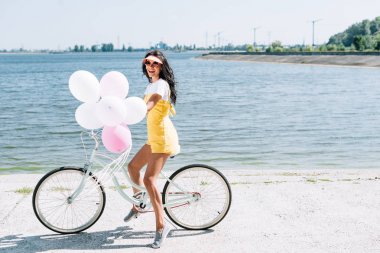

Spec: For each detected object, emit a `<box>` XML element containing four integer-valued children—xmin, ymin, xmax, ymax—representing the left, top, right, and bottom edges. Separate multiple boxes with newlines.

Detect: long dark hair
<box><xmin>142</xmin><ymin>50</ymin><xmax>177</xmax><ymax>104</ymax></box>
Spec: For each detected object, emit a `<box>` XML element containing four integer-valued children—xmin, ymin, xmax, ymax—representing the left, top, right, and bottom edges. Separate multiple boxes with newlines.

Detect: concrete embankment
<box><xmin>199</xmin><ymin>52</ymin><xmax>380</xmax><ymax>68</ymax></box>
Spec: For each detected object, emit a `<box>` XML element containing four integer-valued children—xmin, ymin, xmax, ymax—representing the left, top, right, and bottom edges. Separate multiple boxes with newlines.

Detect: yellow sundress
<box><xmin>144</xmin><ymin>92</ymin><xmax>180</xmax><ymax>155</ymax></box>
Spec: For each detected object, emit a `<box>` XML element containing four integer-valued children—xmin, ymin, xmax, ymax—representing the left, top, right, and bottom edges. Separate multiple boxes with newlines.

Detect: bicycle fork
<box><xmin>68</xmin><ymin>146</ymin><xmax>98</xmax><ymax>203</ymax></box>
<box><xmin>67</xmin><ymin>163</ymin><xmax>93</xmax><ymax>204</ymax></box>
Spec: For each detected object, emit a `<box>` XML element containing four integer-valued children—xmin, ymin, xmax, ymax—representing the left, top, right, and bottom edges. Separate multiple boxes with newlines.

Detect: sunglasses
<box><xmin>144</xmin><ymin>60</ymin><xmax>161</xmax><ymax>67</ymax></box>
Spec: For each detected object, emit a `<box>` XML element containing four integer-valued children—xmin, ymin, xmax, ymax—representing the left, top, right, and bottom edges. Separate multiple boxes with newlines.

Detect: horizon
<box><xmin>1</xmin><ymin>0</ymin><xmax>380</xmax><ymax>51</ymax></box>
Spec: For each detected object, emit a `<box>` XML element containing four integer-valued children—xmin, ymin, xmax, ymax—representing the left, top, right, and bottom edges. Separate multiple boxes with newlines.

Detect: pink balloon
<box><xmin>102</xmin><ymin>124</ymin><xmax>132</xmax><ymax>153</ymax></box>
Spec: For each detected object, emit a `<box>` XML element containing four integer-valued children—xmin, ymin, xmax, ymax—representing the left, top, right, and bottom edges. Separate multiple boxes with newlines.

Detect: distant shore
<box><xmin>199</xmin><ymin>52</ymin><xmax>380</xmax><ymax>68</ymax></box>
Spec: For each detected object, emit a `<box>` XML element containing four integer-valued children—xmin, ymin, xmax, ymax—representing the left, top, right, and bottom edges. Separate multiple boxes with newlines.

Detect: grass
<box><xmin>264</xmin><ymin>180</ymin><xmax>287</xmax><ymax>184</ymax></box>
<box><xmin>365</xmin><ymin>177</ymin><xmax>380</xmax><ymax>181</ymax></box>
<box><xmin>318</xmin><ymin>178</ymin><xmax>333</xmax><ymax>182</ymax></box>
<box><xmin>0</xmin><ymin>166</ymin><xmax>41</xmax><ymax>172</ymax></box>
<box><xmin>237</xmin><ymin>173</ymin><xmax>262</xmax><ymax>177</ymax></box>
<box><xmin>200</xmin><ymin>181</ymin><xmax>209</xmax><ymax>186</ymax></box>
<box><xmin>109</xmin><ymin>184</ymin><xmax>129</xmax><ymax>191</ymax></box>
<box><xmin>230</xmin><ymin>181</ymin><xmax>253</xmax><ymax>185</ymax></box>
<box><xmin>50</xmin><ymin>186</ymin><xmax>71</xmax><ymax>192</ymax></box>
<box><xmin>340</xmin><ymin>178</ymin><xmax>353</xmax><ymax>182</ymax></box>
<box><xmin>14</xmin><ymin>187</ymin><xmax>33</xmax><ymax>195</ymax></box>
<box><xmin>305</xmin><ymin>178</ymin><xmax>317</xmax><ymax>183</ymax></box>
<box><xmin>277</xmin><ymin>172</ymin><xmax>301</xmax><ymax>176</ymax></box>
<box><xmin>231</xmin><ymin>180</ymin><xmax>288</xmax><ymax>185</ymax></box>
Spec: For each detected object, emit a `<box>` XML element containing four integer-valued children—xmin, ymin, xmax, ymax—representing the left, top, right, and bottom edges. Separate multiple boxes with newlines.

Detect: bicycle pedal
<box><xmin>133</xmin><ymin>192</ymin><xmax>144</xmax><ymax>199</ymax></box>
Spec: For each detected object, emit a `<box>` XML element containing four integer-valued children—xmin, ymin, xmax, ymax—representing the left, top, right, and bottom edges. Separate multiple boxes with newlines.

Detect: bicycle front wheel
<box><xmin>163</xmin><ymin>164</ymin><xmax>232</xmax><ymax>230</ymax></box>
<box><xmin>32</xmin><ymin>167</ymin><xmax>106</xmax><ymax>234</ymax></box>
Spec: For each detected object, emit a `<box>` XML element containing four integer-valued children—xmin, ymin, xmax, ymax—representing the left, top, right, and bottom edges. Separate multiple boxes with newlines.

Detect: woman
<box><xmin>125</xmin><ymin>50</ymin><xmax>180</xmax><ymax>249</ymax></box>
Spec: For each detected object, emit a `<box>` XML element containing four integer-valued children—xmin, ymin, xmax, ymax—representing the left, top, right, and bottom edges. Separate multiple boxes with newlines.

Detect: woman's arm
<box><xmin>146</xmin><ymin>93</ymin><xmax>162</xmax><ymax>112</ymax></box>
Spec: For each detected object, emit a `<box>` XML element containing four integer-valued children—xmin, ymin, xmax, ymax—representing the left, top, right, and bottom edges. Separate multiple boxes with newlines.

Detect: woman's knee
<box><xmin>128</xmin><ymin>162</ymin><xmax>139</xmax><ymax>174</ymax></box>
<box><xmin>143</xmin><ymin>176</ymin><xmax>155</xmax><ymax>188</ymax></box>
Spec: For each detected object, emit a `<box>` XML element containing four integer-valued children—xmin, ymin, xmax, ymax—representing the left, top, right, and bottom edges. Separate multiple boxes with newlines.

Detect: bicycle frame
<box><xmin>68</xmin><ymin>130</ymin><xmax>196</xmax><ymax>210</ymax></box>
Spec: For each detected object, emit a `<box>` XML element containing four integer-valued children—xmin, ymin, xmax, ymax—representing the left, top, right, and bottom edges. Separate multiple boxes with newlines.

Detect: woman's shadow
<box><xmin>0</xmin><ymin>226</ymin><xmax>213</xmax><ymax>253</ymax></box>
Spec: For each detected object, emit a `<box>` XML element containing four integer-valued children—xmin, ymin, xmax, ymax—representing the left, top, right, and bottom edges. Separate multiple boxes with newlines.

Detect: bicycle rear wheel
<box><xmin>32</xmin><ymin>167</ymin><xmax>106</xmax><ymax>234</ymax></box>
<box><xmin>163</xmin><ymin>164</ymin><xmax>232</xmax><ymax>230</ymax></box>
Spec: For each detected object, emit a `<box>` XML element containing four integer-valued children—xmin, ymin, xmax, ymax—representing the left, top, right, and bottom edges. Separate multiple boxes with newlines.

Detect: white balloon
<box><xmin>69</xmin><ymin>70</ymin><xmax>100</xmax><ymax>102</ymax></box>
<box><xmin>123</xmin><ymin>97</ymin><xmax>147</xmax><ymax>125</ymax></box>
<box><xmin>100</xmin><ymin>71</ymin><xmax>129</xmax><ymax>98</ymax></box>
<box><xmin>96</xmin><ymin>96</ymin><xmax>127</xmax><ymax>126</ymax></box>
<box><xmin>75</xmin><ymin>102</ymin><xmax>103</xmax><ymax>129</ymax></box>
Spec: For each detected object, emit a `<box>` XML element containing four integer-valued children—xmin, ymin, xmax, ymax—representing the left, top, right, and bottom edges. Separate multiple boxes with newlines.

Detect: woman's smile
<box><xmin>147</xmin><ymin>66</ymin><xmax>161</xmax><ymax>79</ymax></box>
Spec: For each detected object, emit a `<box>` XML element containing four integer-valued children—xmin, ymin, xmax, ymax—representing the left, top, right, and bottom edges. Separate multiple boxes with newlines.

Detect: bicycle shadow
<box><xmin>0</xmin><ymin>226</ymin><xmax>214</xmax><ymax>253</ymax></box>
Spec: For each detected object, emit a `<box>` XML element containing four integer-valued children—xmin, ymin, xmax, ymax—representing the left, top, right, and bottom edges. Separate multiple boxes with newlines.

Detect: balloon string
<box><xmin>93</xmin><ymin>146</ymin><xmax>131</xmax><ymax>184</ymax></box>
<box><xmin>78</xmin><ymin>130</ymin><xmax>132</xmax><ymax>185</ymax></box>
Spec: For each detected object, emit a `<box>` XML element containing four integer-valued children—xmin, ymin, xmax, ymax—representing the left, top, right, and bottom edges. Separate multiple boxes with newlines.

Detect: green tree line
<box><xmin>327</xmin><ymin>16</ymin><xmax>380</xmax><ymax>51</ymax></box>
<box><xmin>244</xmin><ymin>16</ymin><xmax>380</xmax><ymax>53</ymax></box>
<box><xmin>71</xmin><ymin>43</ymin><xmax>115</xmax><ymax>52</ymax></box>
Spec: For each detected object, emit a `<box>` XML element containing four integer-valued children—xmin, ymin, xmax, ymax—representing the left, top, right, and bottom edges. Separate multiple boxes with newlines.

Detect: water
<box><xmin>1</xmin><ymin>52</ymin><xmax>380</xmax><ymax>173</ymax></box>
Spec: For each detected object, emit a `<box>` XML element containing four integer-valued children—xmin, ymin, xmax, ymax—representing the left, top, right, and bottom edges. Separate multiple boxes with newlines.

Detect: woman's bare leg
<box><xmin>128</xmin><ymin>144</ymin><xmax>151</xmax><ymax>210</ymax></box>
<box><xmin>143</xmin><ymin>153</ymin><xmax>170</xmax><ymax>230</ymax></box>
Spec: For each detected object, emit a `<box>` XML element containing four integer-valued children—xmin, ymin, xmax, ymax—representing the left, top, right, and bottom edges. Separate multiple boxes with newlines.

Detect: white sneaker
<box><xmin>151</xmin><ymin>225</ymin><xmax>171</xmax><ymax>249</ymax></box>
<box><xmin>124</xmin><ymin>192</ymin><xmax>143</xmax><ymax>222</ymax></box>
<box><xmin>123</xmin><ymin>209</ymin><xmax>140</xmax><ymax>222</ymax></box>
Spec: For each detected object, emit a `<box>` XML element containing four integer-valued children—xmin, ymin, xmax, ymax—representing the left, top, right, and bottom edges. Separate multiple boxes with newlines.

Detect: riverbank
<box><xmin>199</xmin><ymin>53</ymin><xmax>380</xmax><ymax>68</ymax></box>
<box><xmin>1</xmin><ymin>169</ymin><xmax>379</xmax><ymax>252</ymax></box>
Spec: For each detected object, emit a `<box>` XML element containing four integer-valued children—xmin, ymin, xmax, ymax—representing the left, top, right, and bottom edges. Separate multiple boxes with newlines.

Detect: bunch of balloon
<box><xmin>69</xmin><ymin>70</ymin><xmax>147</xmax><ymax>153</ymax></box>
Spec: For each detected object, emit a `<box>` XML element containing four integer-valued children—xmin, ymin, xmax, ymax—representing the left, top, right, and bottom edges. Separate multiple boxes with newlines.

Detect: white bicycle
<box><xmin>32</xmin><ymin>131</ymin><xmax>232</xmax><ymax>234</ymax></box>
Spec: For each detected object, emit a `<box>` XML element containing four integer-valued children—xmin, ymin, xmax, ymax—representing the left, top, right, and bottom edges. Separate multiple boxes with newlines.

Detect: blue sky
<box><xmin>1</xmin><ymin>0</ymin><xmax>380</xmax><ymax>50</ymax></box>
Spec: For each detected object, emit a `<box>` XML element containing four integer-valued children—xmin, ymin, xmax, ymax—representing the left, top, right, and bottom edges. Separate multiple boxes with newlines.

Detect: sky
<box><xmin>1</xmin><ymin>0</ymin><xmax>380</xmax><ymax>50</ymax></box>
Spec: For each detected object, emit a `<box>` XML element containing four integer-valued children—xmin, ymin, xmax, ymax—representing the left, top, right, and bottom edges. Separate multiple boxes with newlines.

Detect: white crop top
<box><xmin>144</xmin><ymin>79</ymin><xmax>170</xmax><ymax>101</ymax></box>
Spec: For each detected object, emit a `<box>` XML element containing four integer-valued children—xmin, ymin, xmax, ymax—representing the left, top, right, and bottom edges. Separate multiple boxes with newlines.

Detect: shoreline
<box><xmin>198</xmin><ymin>53</ymin><xmax>380</xmax><ymax>68</ymax></box>
<box><xmin>2</xmin><ymin>166</ymin><xmax>380</xmax><ymax>175</ymax></box>
<box><xmin>1</xmin><ymin>169</ymin><xmax>380</xmax><ymax>252</ymax></box>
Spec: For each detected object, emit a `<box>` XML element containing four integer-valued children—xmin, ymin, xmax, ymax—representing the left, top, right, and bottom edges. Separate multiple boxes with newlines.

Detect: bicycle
<box><xmin>32</xmin><ymin>130</ymin><xmax>232</xmax><ymax>234</ymax></box>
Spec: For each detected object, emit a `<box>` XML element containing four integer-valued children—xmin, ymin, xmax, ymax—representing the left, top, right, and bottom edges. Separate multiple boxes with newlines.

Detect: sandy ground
<box><xmin>199</xmin><ymin>54</ymin><xmax>380</xmax><ymax>68</ymax></box>
<box><xmin>1</xmin><ymin>169</ymin><xmax>380</xmax><ymax>253</ymax></box>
